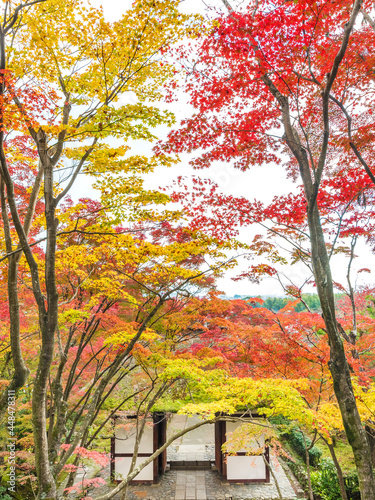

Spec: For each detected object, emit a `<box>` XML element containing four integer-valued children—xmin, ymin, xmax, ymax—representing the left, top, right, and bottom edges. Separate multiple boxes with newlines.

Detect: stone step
<box><xmin>169</xmin><ymin>460</ymin><xmax>212</xmax><ymax>470</ymax></box>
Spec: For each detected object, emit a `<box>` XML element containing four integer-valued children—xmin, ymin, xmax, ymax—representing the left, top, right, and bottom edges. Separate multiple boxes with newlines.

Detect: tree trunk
<box><xmin>261</xmin><ymin>452</ymin><xmax>283</xmax><ymax>500</ymax></box>
<box><xmin>32</xmin><ymin>137</ymin><xmax>59</xmax><ymax>500</ymax></box>
<box><xmin>302</xmin><ymin>433</ymin><xmax>314</xmax><ymax>500</ymax></box>
<box><xmin>269</xmin><ymin>38</ymin><xmax>375</xmax><ymax>493</ymax></box>
<box><xmin>307</xmin><ymin>203</ymin><xmax>375</xmax><ymax>499</ymax></box>
<box><xmin>0</xmin><ymin>155</ymin><xmax>43</xmax><ymax>415</ymax></box>
<box><xmin>365</xmin><ymin>424</ymin><xmax>375</xmax><ymax>467</ymax></box>
<box><xmin>326</xmin><ymin>440</ymin><xmax>348</xmax><ymax>500</ymax></box>
<box><xmin>4</xmin><ymin>255</ymin><xmax>30</xmax><ymax>391</ymax></box>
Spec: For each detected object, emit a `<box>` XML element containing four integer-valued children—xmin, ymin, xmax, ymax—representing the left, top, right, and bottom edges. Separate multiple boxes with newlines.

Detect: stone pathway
<box><xmin>91</xmin><ymin>459</ymin><xmax>300</xmax><ymax>500</ymax></box>
<box><xmin>175</xmin><ymin>470</ymin><xmax>207</xmax><ymax>500</ymax></box>
<box><xmin>171</xmin><ymin>458</ymin><xmax>298</xmax><ymax>500</ymax></box>
<box><xmin>86</xmin><ymin>462</ymin><xmax>300</xmax><ymax>500</ymax></box>
<box><xmin>205</xmin><ymin>459</ymin><xmax>299</xmax><ymax>500</ymax></box>
<box><xmin>168</xmin><ymin>444</ymin><xmax>215</xmax><ymax>462</ymax></box>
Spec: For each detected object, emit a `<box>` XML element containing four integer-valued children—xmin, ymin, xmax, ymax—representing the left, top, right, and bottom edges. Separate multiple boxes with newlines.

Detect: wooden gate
<box><xmin>215</xmin><ymin>416</ymin><xmax>270</xmax><ymax>483</ymax></box>
<box><xmin>110</xmin><ymin>412</ymin><xmax>167</xmax><ymax>484</ymax></box>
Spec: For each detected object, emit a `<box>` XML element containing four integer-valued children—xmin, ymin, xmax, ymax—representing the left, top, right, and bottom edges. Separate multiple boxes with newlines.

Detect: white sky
<box><xmin>80</xmin><ymin>0</ymin><xmax>375</xmax><ymax>297</ymax></box>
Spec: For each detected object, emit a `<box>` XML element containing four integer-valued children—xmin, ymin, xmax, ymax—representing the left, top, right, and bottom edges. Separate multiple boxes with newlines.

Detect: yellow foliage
<box><xmin>104</xmin><ymin>324</ymin><xmax>160</xmax><ymax>347</ymax></box>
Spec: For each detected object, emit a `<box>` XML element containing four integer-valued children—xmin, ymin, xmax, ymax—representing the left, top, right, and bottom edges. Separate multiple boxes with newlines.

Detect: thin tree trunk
<box><xmin>326</xmin><ymin>439</ymin><xmax>348</xmax><ymax>500</ymax></box>
<box><xmin>302</xmin><ymin>432</ymin><xmax>314</xmax><ymax>500</ymax></box>
<box><xmin>0</xmin><ymin>163</ymin><xmax>44</xmax><ymax>414</ymax></box>
<box><xmin>0</xmin><ymin>185</ymin><xmax>30</xmax><ymax>397</ymax></box>
<box><xmin>261</xmin><ymin>452</ymin><xmax>283</xmax><ymax>500</ymax></box>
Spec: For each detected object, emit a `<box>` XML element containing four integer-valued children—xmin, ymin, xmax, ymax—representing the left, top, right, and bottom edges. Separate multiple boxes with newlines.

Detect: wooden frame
<box><xmin>214</xmin><ymin>414</ymin><xmax>270</xmax><ymax>484</ymax></box>
<box><xmin>110</xmin><ymin>412</ymin><xmax>167</xmax><ymax>484</ymax></box>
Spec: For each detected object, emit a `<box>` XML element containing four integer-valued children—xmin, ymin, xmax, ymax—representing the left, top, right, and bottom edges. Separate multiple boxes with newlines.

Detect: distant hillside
<box><xmin>220</xmin><ymin>294</ymin><xmax>322</xmax><ymax>312</ymax></box>
<box><xmin>253</xmin><ymin>294</ymin><xmax>321</xmax><ymax>312</ymax></box>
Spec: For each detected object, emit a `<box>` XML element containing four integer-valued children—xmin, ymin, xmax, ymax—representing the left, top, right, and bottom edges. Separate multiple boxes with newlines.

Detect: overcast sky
<box><xmin>82</xmin><ymin>0</ymin><xmax>375</xmax><ymax>298</ymax></box>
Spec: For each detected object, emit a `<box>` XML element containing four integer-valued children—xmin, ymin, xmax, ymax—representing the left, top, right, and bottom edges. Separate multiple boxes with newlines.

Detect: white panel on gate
<box><xmin>225</xmin><ymin>420</ymin><xmax>267</xmax><ymax>481</ymax></box>
<box><xmin>225</xmin><ymin>421</ymin><xmax>265</xmax><ymax>453</ymax></box>
<box><xmin>226</xmin><ymin>455</ymin><xmax>266</xmax><ymax>480</ymax></box>
<box><xmin>115</xmin><ymin>420</ymin><xmax>154</xmax><ymax>453</ymax></box>
<box><xmin>114</xmin><ymin>456</ymin><xmax>154</xmax><ymax>481</ymax></box>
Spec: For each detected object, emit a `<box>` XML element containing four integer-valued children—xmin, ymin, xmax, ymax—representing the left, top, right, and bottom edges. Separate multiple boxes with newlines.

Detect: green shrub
<box><xmin>269</xmin><ymin>416</ymin><xmax>361</xmax><ymax>499</ymax></box>
<box><xmin>343</xmin><ymin>470</ymin><xmax>360</xmax><ymax>500</ymax></box>
<box><xmin>310</xmin><ymin>458</ymin><xmax>360</xmax><ymax>500</ymax></box>
<box><xmin>0</xmin><ymin>485</ymin><xmax>12</xmax><ymax>500</ymax></box>
<box><xmin>311</xmin><ymin>459</ymin><xmax>342</xmax><ymax>500</ymax></box>
<box><xmin>269</xmin><ymin>415</ymin><xmax>288</xmax><ymax>426</ymax></box>
<box><xmin>283</xmin><ymin>427</ymin><xmax>322</xmax><ymax>467</ymax></box>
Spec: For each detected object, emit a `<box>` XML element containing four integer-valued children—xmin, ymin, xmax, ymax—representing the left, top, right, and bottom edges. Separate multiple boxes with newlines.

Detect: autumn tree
<box><xmin>0</xmin><ymin>0</ymin><xmax>223</xmax><ymax>498</ymax></box>
<box><xmin>161</xmin><ymin>0</ymin><xmax>375</xmax><ymax>497</ymax></box>
<box><xmin>0</xmin><ymin>196</ymin><xmax>236</xmax><ymax>496</ymax></box>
